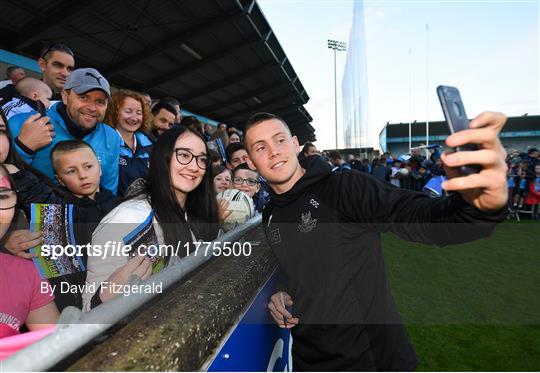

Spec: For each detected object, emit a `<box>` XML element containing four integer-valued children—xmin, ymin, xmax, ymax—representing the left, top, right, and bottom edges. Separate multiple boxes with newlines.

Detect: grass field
<box><xmin>382</xmin><ymin>220</ymin><xmax>540</xmax><ymax>371</ymax></box>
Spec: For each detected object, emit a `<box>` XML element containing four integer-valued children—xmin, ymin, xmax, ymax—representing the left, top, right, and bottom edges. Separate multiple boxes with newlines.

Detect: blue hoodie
<box><xmin>8</xmin><ymin>102</ymin><xmax>122</xmax><ymax>194</ymax></box>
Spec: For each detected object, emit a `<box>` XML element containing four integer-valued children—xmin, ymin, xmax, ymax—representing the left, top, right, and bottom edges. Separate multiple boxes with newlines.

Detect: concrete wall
<box><xmin>61</xmin><ymin>227</ymin><xmax>277</xmax><ymax>372</ymax></box>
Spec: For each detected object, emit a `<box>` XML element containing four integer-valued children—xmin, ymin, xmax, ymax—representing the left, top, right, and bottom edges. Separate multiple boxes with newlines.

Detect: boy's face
<box><xmin>229</xmin><ymin>149</ymin><xmax>250</xmax><ymax>169</ymax></box>
<box><xmin>535</xmin><ymin>165</ymin><xmax>540</xmax><ymax>175</ymax></box>
<box><xmin>54</xmin><ymin>147</ymin><xmax>101</xmax><ymax>199</ymax></box>
<box><xmin>232</xmin><ymin>169</ymin><xmax>260</xmax><ymax>198</ymax></box>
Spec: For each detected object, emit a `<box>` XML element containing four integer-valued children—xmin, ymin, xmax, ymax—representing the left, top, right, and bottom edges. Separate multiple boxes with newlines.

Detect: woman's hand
<box><xmin>99</xmin><ymin>255</ymin><xmax>153</xmax><ymax>303</ymax></box>
<box><xmin>3</xmin><ymin>229</ymin><xmax>41</xmax><ymax>259</ymax></box>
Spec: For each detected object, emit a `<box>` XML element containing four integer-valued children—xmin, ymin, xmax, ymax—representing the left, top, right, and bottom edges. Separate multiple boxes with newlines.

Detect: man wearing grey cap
<box><xmin>7</xmin><ymin>68</ymin><xmax>122</xmax><ymax>194</ymax></box>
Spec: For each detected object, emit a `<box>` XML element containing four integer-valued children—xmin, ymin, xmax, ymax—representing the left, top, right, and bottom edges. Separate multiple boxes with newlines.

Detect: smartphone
<box><xmin>36</xmin><ymin>99</ymin><xmax>47</xmax><ymax>117</ymax></box>
<box><xmin>436</xmin><ymin>85</ymin><xmax>481</xmax><ymax>175</ymax></box>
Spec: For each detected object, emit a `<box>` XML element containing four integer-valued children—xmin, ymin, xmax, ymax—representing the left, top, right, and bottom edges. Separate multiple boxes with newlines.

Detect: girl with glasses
<box><xmin>83</xmin><ymin>126</ymin><xmax>220</xmax><ymax>310</ymax></box>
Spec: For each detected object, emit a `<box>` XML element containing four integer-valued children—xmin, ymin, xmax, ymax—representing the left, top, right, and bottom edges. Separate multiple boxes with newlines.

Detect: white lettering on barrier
<box><xmin>267</xmin><ymin>336</ymin><xmax>292</xmax><ymax>372</ymax></box>
<box><xmin>267</xmin><ymin>338</ymin><xmax>284</xmax><ymax>372</ymax></box>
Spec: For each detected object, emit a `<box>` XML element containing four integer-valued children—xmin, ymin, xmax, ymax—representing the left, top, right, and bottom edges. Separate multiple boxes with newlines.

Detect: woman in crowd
<box><xmin>229</xmin><ymin>131</ymin><xmax>241</xmax><ymax>144</ymax></box>
<box><xmin>213</xmin><ymin>165</ymin><xmax>232</xmax><ymax>194</ymax></box>
<box><xmin>0</xmin><ymin>164</ymin><xmax>59</xmax><ymax>337</ymax></box>
<box><xmin>83</xmin><ymin>126</ymin><xmax>220</xmax><ymax>310</ymax></box>
<box><xmin>104</xmin><ymin>90</ymin><xmax>153</xmax><ymax>196</ymax></box>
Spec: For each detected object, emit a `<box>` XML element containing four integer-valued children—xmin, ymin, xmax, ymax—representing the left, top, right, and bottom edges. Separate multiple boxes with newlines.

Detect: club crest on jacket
<box><xmin>298</xmin><ymin>211</ymin><xmax>317</xmax><ymax>233</ymax></box>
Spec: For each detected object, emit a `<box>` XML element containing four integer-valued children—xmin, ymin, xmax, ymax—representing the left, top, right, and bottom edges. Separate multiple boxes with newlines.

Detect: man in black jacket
<box><xmin>243</xmin><ymin>112</ymin><xmax>508</xmax><ymax>371</ymax></box>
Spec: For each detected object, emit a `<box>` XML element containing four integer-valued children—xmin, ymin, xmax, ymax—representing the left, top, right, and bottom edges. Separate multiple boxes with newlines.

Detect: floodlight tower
<box><xmin>327</xmin><ymin>39</ymin><xmax>347</xmax><ymax>149</ymax></box>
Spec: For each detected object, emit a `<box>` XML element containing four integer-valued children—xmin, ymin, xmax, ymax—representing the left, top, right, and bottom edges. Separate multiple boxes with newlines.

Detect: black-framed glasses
<box><xmin>232</xmin><ymin>177</ymin><xmax>259</xmax><ymax>186</ymax></box>
<box><xmin>0</xmin><ymin>189</ymin><xmax>17</xmax><ymax>210</ymax></box>
<box><xmin>40</xmin><ymin>43</ymin><xmax>74</xmax><ymax>59</ymax></box>
<box><xmin>175</xmin><ymin>148</ymin><xmax>209</xmax><ymax>170</ymax></box>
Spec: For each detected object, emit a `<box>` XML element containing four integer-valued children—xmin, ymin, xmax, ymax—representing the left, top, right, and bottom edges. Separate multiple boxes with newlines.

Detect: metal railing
<box><xmin>2</xmin><ymin>215</ymin><xmax>262</xmax><ymax>372</ymax></box>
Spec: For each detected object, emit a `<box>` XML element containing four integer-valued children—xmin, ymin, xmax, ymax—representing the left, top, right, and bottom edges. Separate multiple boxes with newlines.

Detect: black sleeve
<box><xmin>12</xmin><ymin>170</ymin><xmax>61</xmax><ymax>209</ymax></box>
<box><xmin>272</xmin><ymin>266</ymin><xmax>290</xmax><ymax>294</ymax></box>
<box><xmin>336</xmin><ymin>171</ymin><xmax>506</xmax><ymax>246</ymax></box>
<box><xmin>0</xmin><ymin>84</ymin><xmax>15</xmax><ymax>103</ymax></box>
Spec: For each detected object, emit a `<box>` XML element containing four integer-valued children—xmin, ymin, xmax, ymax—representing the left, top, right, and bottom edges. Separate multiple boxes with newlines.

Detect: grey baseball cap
<box><xmin>64</xmin><ymin>68</ymin><xmax>111</xmax><ymax>98</ymax></box>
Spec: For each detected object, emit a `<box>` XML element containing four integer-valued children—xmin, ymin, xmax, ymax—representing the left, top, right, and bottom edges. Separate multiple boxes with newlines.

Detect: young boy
<box><xmin>13</xmin><ymin>140</ymin><xmax>119</xmax><ymax>214</ymax></box>
<box><xmin>7</xmin><ymin>140</ymin><xmax>120</xmax><ymax>310</ymax></box>
<box><xmin>232</xmin><ymin>163</ymin><xmax>266</xmax><ymax>214</ymax></box>
<box><xmin>226</xmin><ymin>143</ymin><xmax>250</xmax><ymax>170</ymax></box>
<box><xmin>51</xmin><ymin>141</ymin><xmax>101</xmax><ymax>199</ymax></box>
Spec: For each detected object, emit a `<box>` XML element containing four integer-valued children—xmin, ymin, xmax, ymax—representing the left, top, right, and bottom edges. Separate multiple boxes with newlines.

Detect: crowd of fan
<box><xmin>299</xmin><ymin>141</ymin><xmax>540</xmax><ymax>218</ymax></box>
<box><xmin>299</xmin><ymin>142</ymin><xmax>448</xmax><ymax>196</ymax></box>
<box><xmin>0</xmin><ymin>43</ymin><xmax>272</xmax><ymax>341</ymax></box>
<box><xmin>505</xmin><ymin>147</ymin><xmax>540</xmax><ymax>216</ymax></box>
<box><xmin>0</xmin><ymin>42</ymin><xmax>538</xmax><ymax>346</ymax></box>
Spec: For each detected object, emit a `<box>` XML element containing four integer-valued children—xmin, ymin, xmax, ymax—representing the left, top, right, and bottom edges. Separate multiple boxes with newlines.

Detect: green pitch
<box><xmin>383</xmin><ymin>220</ymin><xmax>540</xmax><ymax>371</ymax></box>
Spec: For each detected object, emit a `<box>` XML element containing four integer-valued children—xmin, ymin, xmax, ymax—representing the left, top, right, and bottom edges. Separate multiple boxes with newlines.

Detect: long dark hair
<box><xmin>141</xmin><ymin>126</ymin><xmax>219</xmax><ymax>248</ymax></box>
<box><xmin>1</xmin><ymin>110</ymin><xmax>27</xmax><ymax>170</ymax></box>
<box><xmin>0</xmin><ymin>163</ymin><xmax>17</xmax><ymax>239</ymax></box>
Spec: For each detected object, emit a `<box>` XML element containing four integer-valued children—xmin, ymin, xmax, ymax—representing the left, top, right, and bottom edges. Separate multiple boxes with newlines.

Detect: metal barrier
<box><xmin>2</xmin><ymin>215</ymin><xmax>262</xmax><ymax>372</ymax></box>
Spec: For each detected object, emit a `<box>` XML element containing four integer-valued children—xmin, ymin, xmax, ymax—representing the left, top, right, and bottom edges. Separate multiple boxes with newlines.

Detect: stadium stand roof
<box><xmin>1</xmin><ymin>0</ymin><xmax>316</xmax><ymax>142</ymax></box>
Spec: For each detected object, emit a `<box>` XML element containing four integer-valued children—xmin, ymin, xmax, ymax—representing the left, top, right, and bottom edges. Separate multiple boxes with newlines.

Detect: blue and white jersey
<box><xmin>2</xmin><ymin>97</ymin><xmax>33</xmax><ymax>120</ymax></box>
